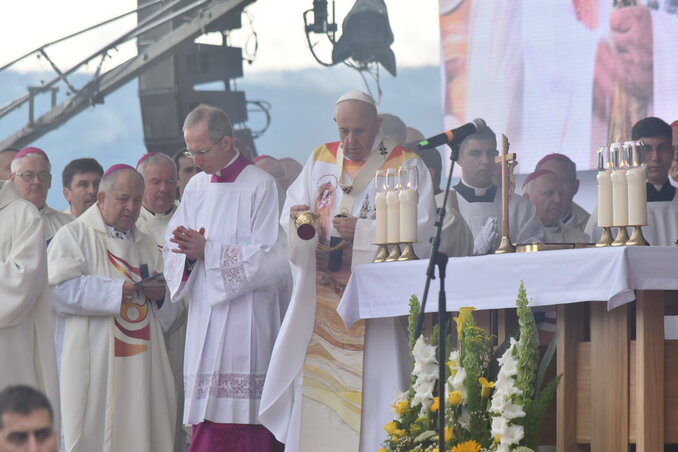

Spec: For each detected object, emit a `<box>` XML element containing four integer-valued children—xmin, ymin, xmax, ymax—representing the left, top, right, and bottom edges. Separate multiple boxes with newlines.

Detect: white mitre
<box><xmin>336</xmin><ymin>89</ymin><xmax>376</xmax><ymax>106</ymax></box>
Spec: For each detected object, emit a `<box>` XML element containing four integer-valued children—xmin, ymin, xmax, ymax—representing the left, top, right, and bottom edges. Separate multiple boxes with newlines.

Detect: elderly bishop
<box><xmin>260</xmin><ymin>90</ymin><xmax>472</xmax><ymax>452</ymax></box>
<box><xmin>0</xmin><ymin>180</ymin><xmax>59</xmax><ymax>422</ymax></box>
<box><xmin>48</xmin><ymin>164</ymin><xmax>176</xmax><ymax>452</ymax></box>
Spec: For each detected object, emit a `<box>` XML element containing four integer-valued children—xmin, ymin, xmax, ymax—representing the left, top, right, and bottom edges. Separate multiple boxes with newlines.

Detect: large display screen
<box><xmin>439</xmin><ymin>0</ymin><xmax>678</xmax><ymax>172</ymax></box>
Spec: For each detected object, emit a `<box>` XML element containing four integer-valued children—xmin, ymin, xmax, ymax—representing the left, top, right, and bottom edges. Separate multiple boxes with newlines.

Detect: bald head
<box><xmin>0</xmin><ymin>148</ymin><xmax>18</xmax><ymax>180</ymax></box>
<box><xmin>254</xmin><ymin>156</ymin><xmax>286</xmax><ymax>185</ymax></box>
<box><xmin>280</xmin><ymin>157</ymin><xmax>302</xmax><ymax>190</ymax></box>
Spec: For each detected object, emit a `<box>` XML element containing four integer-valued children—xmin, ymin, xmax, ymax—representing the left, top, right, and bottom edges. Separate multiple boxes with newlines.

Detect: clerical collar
<box><xmin>211</xmin><ymin>150</ymin><xmax>251</xmax><ymax>183</ymax></box>
<box><xmin>454</xmin><ymin>179</ymin><xmax>497</xmax><ymax>203</ymax></box>
<box><xmin>105</xmin><ymin>224</ymin><xmax>133</xmax><ymax>241</ymax></box>
<box><xmin>647</xmin><ymin>181</ymin><xmax>676</xmax><ymax>202</ymax></box>
<box><xmin>142</xmin><ymin>204</ymin><xmax>174</xmax><ymax>217</ymax></box>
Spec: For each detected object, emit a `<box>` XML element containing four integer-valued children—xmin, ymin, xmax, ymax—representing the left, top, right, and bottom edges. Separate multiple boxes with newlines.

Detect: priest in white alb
<box><xmin>522</xmin><ymin>169</ymin><xmax>589</xmax><ymax>243</ymax></box>
<box><xmin>0</xmin><ymin>179</ymin><xmax>59</xmax><ymax>426</ymax></box>
<box><xmin>9</xmin><ymin>147</ymin><xmax>74</xmax><ymax>242</ymax></box>
<box><xmin>135</xmin><ymin>151</ymin><xmax>188</xmax><ymax>452</ymax></box>
<box><xmin>450</xmin><ymin>126</ymin><xmax>544</xmax><ymax>254</ymax></box>
<box><xmin>48</xmin><ymin>164</ymin><xmax>176</xmax><ymax>452</ymax></box>
<box><xmin>163</xmin><ymin>105</ymin><xmax>287</xmax><ymax>452</ymax></box>
<box><xmin>259</xmin><ymin>90</ymin><xmax>472</xmax><ymax>452</ymax></box>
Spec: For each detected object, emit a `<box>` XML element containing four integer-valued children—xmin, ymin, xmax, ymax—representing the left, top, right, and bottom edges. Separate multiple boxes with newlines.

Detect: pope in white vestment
<box><xmin>0</xmin><ymin>180</ymin><xmax>59</xmax><ymax>423</ymax></box>
<box><xmin>48</xmin><ymin>165</ymin><xmax>176</xmax><ymax>452</ymax></box>
<box><xmin>163</xmin><ymin>105</ymin><xmax>287</xmax><ymax>452</ymax></box>
<box><xmin>260</xmin><ymin>91</ymin><xmax>471</xmax><ymax>452</ymax></box>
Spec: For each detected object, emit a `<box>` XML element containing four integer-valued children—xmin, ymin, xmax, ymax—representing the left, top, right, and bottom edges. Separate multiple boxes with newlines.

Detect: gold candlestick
<box><xmin>495</xmin><ymin>235</ymin><xmax>515</xmax><ymax>254</ymax></box>
<box><xmin>385</xmin><ymin>243</ymin><xmax>401</xmax><ymax>262</ymax></box>
<box><xmin>373</xmin><ymin>244</ymin><xmax>389</xmax><ymax>262</ymax></box>
<box><xmin>611</xmin><ymin>227</ymin><xmax>629</xmax><ymax>246</ymax></box>
<box><xmin>625</xmin><ymin>226</ymin><xmax>649</xmax><ymax>246</ymax></box>
<box><xmin>397</xmin><ymin>242</ymin><xmax>418</xmax><ymax>261</ymax></box>
<box><xmin>595</xmin><ymin>227</ymin><xmax>614</xmax><ymax>247</ymax></box>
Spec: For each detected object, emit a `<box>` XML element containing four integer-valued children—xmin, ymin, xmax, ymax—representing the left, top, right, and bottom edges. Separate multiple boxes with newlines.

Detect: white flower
<box><xmin>490</xmin><ymin>338</ymin><xmax>525</xmax><ymax>448</ymax></box>
<box><xmin>411</xmin><ymin>336</ymin><xmax>438</xmax><ymax>416</ymax></box>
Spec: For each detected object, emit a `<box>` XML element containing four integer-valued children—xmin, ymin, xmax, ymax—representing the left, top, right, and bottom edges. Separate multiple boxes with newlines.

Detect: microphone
<box><xmin>417</xmin><ymin>118</ymin><xmax>487</xmax><ymax>149</ymax></box>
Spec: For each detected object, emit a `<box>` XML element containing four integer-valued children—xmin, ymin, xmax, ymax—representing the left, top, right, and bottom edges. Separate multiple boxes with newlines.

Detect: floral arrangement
<box><xmin>379</xmin><ymin>282</ymin><xmax>560</xmax><ymax>452</ymax></box>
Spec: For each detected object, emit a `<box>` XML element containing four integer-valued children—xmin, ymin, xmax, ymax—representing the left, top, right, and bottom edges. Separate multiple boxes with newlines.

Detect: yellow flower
<box><xmin>479</xmin><ymin>377</ymin><xmax>495</xmax><ymax>398</ymax></box>
<box><xmin>395</xmin><ymin>400</ymin><xmax>409</xmax><ymax>415</ymax></box>
<box><xmin>448</xmin><ymin>390</ymin><xmax>463</xmax><ymax>406</ymax></box>
<box><xmin>450</xmin><ymin>440</ymin><xmax>482</xmax><ymax>452</ymax></box>
<box><xmin>444</xmin><ymin>426</ymin><xmax>454</xmax><ymax>442</ymax></box>
<box><xmin>494</xmin><ymin>434</ymin><xmax>501</xmax><ymax>443</ymax></box>
<box><xmin>384</xmin><ymin>421</ymin><xmax>399</xmax><ymax>434</ymax></box>
<box><xmin>431</xmin><ymin>396</ymin><xmax>440</xmax><ymax>412</ymax></box>
<box><xmin>454</xmin><ymin>307</ymin><xmax>476</xmax><ymax>339</ymax></box>
<box><xmin>393</xmin><ymin>429</ymin><xmax>406</xmax><ymax>437</ymax></box>
<box><xmin>378</xmin><ymin>449</ymin><xmax>389</xmax><ymax>452</ymax></box>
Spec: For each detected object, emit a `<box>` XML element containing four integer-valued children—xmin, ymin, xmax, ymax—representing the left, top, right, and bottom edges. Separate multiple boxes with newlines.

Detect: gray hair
<box><xmin>183</xmin><ymin>104</ymin><xmax>233</xmax><ymax>143</ymax></box>
<box><xmin>10</xmin><ymin>153</ymin><xmax>52</xmax><ymax>174</ymax></box>
<box><xmin>137</xmin><ymin>153</ymin><xmax>177</xmax><ymax>179</ymax></box>
<box><xmin>99</xmin><ymin>168</ymin><xmax>144</xmax><ymax>194</ymax></box>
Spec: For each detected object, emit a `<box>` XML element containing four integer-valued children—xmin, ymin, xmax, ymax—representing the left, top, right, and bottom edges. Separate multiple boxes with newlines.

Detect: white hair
<box><xmin>99</xmin><ymin>168</ymin><xmax>144</xmax><ymax>194</ymax></box>
<box><xmin>10</xmin><ymin>153</ymin><xmax>52</xmax><ymax>174</ymax></box>
<box><xmin>137</xmin><ymin>153</ymin><xmax>177</xmax><ymax>178</ymax></box>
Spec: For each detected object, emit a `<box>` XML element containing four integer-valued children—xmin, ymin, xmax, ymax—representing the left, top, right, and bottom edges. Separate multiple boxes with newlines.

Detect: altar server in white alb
<box><xmin>522</xmin><ymin>169</ymin><xmax>589</xmax><ymax>243</ymax></box>
<box><xmin>586</xmin><ymin>117</ymin><xmax>677</xmax><ymax>245</ymax></box>
<box><xmin>451</xmin><ymin>126</ymin><xmax>544</xmax><ymax>254</ymax></box>
<box><xmin>163</xmin><ymin>105</ymin><xmax>287</xmax><ymax>452</ymax></box>
<box><xmin>48</xmin><ymin>164</ymin><xmax>176</xmax><ymax>452</ymax></box>
<box><xmin>0</xmin><ymin>179</ymin><xmax>59</xmax><ymax>425</ymax></box>
<box><xmin>260</xmin><ymin>90</ymin><xmax>471</xmax><ymax>452</ymax></box>
<box><xmin>9</xmin><ymin>147</ymin><xmax>74</xmax><ymax>242</ymax></box>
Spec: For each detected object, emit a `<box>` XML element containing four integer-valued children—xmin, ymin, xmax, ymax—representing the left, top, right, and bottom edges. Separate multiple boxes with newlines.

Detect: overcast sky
<box><xmin>1</xmin><ymin>1</ymin><xmax>441</xmax><ymax>74</ymax></box>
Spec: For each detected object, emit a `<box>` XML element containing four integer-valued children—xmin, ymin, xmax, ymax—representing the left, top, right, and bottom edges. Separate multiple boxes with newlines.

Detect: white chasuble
<box><xmin>48</xmin><ymin>204</ymin><xmax>175</xmax><ymax>452</ymax></box>
<box><xmin>0</xmin><ymin>181</ymin><xmax>59</xmax><ymax>423</ymax></box>
<box><xmin>42</xmin><ymin>204</ymin><xmax>74</xmax><ymax>243</ymax></box>
<box><xmin>260</xmin><ymin>137</ymin><xmax>438</xmax><ymax>452</ymax></box>
<box><xmin>163</xmin><ymin>156</ymin><xmax>288</xmax><ymax>427</ymax></box>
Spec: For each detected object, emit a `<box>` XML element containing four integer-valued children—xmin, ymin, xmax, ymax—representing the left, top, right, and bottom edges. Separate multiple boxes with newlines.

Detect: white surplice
<box><xmin>48</xmin><ymin>204</ymin><xmax>176</xmax><ymax>452</ymax></box>
<box><xmin>0</xmin><ymin>181</ymin><xmax>59</xmax><ymax>423</ymax></box>
<box><xmin>564</xmin><ymin>201</ymin><xmax>590</xmax><ymax>234</ymax></box>
<box><xmin>453</xmin><ymin>180</ymin><xmax>545</xmax><ymax>250</ymax></box>
<box><xmin>136</xmin><ymin>201</ymin><xmax>188</xmax><ymax>452</ymax></box>
<box><xmin>42</xmin><ymin>204</ymin><xmax>74</xmax><ymax>242</ymax></box>
<box><xmin>163</xmin><ymin>157</ymin><xmax>288</xmax><ymax>427</ymax></box>
<box><xmin>543</xmin><ymin>223</ymin><xmax>589</xmax><ymax>243</ymax></box>
<box><xmin>434</xmin><ymin>190</ymin><xmax>474</xmax><ymax>258</ymax></box>
<box><xmin>259</xmin><ymin>137</ymin><xmax>446</xmax><ymax>452</ymax></box>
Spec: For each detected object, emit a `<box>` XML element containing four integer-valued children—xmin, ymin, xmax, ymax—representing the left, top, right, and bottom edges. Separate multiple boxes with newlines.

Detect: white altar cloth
<box><xmin>339</xmin><ymin>246</ymin><xmax>678</xmax><ymax>452</ymax></box>
<box><xmin>339</xmin><ymin>246</ymin><xmax>678</xmax><ymax>328</ymax></box>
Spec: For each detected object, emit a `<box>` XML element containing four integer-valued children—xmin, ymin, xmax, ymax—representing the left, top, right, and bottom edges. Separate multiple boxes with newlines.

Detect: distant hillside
<box><xmin>0</xmin><ymin>65</ymin><xmax>443</xmax><ymax>209</ymax></box>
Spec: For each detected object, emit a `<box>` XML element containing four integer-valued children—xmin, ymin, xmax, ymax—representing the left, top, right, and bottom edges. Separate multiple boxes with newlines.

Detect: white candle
<box><xmin>611</xmin><ymin>169</ymin><xmax>628</xmax><ymax>227</ymax></box>
<box><xmin>386</xmin><ymin>190</ymin><xmax>400</xmax><ymax>243</ymax></box>
<box><xmin>375</xmin><ymin>192</ymin><xmax>387</xmax><ymax>244</ymax></box>
<box><xmin>399</xmin><ymin>189</ymin><xmax>418</xmax><ymax>243</ymax></box>
<box><xmin>597</xmin><ymin>170</ymin><xmax>613</xmax><ymax>228</ymax></box>
<box><xmin>626</xmin><ymin>167</ymin><xmax>647</xmax><ymax>226</ymax></box>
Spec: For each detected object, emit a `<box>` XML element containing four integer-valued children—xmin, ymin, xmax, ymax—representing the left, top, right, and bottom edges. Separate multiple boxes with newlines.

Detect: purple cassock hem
<box><xmin>211</xmin><ymin>153</ymin><xmax>251</xmax><ymax>183</ymax></box>
<box><xmin>189</xmin><ymin>421</ymin><xmax>284</xmax><ymax>452</ymax></box>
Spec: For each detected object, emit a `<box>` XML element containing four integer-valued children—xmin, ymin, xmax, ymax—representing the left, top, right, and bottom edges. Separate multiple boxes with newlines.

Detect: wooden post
<box><xmin>635</xmin><ymin>290</ymin><xmax>664</xmax><ymax>451</ymax></box>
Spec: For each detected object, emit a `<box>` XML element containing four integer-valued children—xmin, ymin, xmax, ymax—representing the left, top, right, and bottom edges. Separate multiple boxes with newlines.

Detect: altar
<box><xmin>338</xmin><ymin>246</ymin><xmax>678</xmax><ymax>451</ymax></box>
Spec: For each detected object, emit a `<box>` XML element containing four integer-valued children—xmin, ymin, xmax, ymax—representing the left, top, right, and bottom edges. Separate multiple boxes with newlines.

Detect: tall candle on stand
<box><xmin>385</xmin><ymin>168</ymin><xmax>400</xmax><ymax>243</ymax></box>
<box><xmin>374</xmin><ymin>170</ymin><xmax>388</xmax><ymax>244</ymax></box>
<box><xmin>610</xmin><ymin>143</ymin><xmax>628</xmax><ymax>227</ymax></box>
<box><xmin>625</xmin><ymin>140</ymin><xmax>647</xmax><ymax>226</ymax></box>
<box><xmin>398</xmin><ymin>166</ymin><xmax>418</xmax><ymax>243</ymax></box>
<box><xmin>597</xmin><ymin>146</ymin><xmax>613</xmax><ymax>228</ymax></box>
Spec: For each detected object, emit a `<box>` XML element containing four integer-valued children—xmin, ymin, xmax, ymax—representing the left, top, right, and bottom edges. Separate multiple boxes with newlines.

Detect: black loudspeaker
<box><xmin>137</xmin><ymin>1</ymin><xmax>248</xmax><ymax>155</ymax></box>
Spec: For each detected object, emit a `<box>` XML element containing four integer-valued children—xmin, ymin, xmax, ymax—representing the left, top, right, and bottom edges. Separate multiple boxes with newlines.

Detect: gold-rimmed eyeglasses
<box><xmin>14</xmin><ymin>171</ymin><xmax>51</xmax><ymax>182</ymax></box>
<box><xmin>183</xmin><ymin>135</ymin><xmax>226</xmax><ymax>159</ymax></box>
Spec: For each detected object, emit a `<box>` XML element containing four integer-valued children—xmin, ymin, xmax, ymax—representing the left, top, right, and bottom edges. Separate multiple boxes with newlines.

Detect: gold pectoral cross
<box><xmin>495</xmin><ymin>134</ymin><xmax>517</xmax><ymax>253</ymax></box>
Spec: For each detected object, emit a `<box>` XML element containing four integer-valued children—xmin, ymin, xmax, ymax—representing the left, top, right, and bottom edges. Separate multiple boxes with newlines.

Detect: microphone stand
<box><xmin>414</xmin><ymin>141</ymin><xmax>460</xmax><ymax>452</ymax></box>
